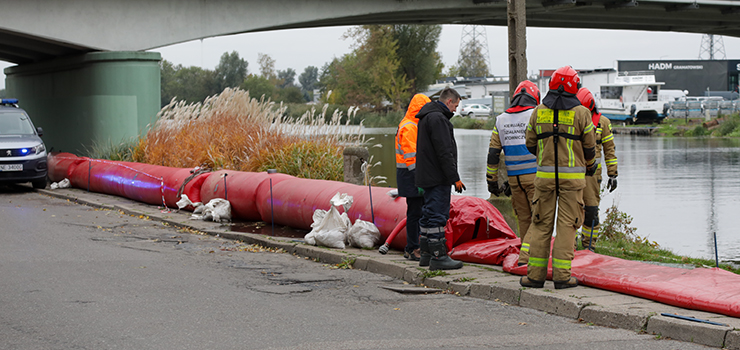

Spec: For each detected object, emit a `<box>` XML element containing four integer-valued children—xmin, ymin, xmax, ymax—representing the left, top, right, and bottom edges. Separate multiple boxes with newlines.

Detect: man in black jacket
<box><xmin>415</xmin><ymin>87</ymin><xmax>466</xmax><ymax>270</ymax></box>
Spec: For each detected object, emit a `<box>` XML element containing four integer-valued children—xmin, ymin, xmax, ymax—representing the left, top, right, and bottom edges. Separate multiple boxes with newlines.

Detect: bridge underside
<box><xmin>1</xmin><ymin>0</ymin><xmax>739</xmax><ymax>155</ymax></box>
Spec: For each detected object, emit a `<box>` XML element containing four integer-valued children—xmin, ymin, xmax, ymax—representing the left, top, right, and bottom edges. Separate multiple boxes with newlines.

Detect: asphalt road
<box><xmin>0</xmin><ymin>184</ymin><xmax>710</xmax><ymax>350</ymax></box>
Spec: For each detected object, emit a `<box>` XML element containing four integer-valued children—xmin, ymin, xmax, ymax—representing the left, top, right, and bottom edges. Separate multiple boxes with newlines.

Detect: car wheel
<box><xmin>32</xmin><ymin>178</ymin><xmax>47</xmax><ymax>189</ymax></box>
<box><xmin>467</xmin><ymin>112</ymin><xmax>475</xmax><ymax>117</ymax></box>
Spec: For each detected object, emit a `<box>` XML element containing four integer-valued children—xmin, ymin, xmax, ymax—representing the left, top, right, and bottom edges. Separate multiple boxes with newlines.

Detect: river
<box><xmin>365</xmin><ymin>127</ymin><xmax>740</xmax><ymax>262</ymax></box>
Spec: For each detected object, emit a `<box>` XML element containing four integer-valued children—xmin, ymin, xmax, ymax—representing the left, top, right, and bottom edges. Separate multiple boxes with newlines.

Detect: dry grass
<box><xmin>133</xmin><ymin>88</ymin><xmax>363</xmax><ymax>181</ymax></box>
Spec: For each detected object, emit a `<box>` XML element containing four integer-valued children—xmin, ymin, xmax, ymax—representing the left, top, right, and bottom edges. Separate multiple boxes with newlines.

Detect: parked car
<box><xmin>460</xmin><ymin>103</ymin><xmax>491</xmax><ymax>117</ymax></box>
<box><xmin>0</xmin><ymin>99</ymin><xmax>48</xmax><ymax>189</ymax></box>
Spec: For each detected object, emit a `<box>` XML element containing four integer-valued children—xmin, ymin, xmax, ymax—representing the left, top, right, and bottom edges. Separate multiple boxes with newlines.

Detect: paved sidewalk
<box><xmin>40</xmin><ymin>187</ymin><xmax>740</xmax><ymax>349</ymax></box>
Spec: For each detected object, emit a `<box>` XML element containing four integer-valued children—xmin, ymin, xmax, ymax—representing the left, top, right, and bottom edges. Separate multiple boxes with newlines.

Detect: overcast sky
<box><xmin>2</xmin><ymin>25</ymin><xmax>740</xmax><ymax>90</ymax></box>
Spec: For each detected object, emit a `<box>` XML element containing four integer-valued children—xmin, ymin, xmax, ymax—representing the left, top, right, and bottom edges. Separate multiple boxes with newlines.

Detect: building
<box><xmin>618</xmin><ymin>60</ymin><xmax>740</xmax><ymax>97</ymax></box>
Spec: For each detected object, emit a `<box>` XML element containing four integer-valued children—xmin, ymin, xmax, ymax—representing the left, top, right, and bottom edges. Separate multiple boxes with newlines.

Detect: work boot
<box><xmin>428</xmin><ymin>238</ymin><xmax>463</xmax><ymax>271</ymax></box>
<box><xmin>553</xmin><ymin>277</ymin><xmax>579</xmax><ymax>289</ymax></box>
<box><xmin>519</xmin><ymin>276</ymin><xmax>545</xmax><ymax>288</ymax></box>
<box><xmin>404</xmin><ymin>248</ymin><xmax>421</xmax><ymax>261</ymax></box>
<box><xmin>418</xmin><ymin>236</ymin><xmax>432</xmax><ymax>267</ymax></box>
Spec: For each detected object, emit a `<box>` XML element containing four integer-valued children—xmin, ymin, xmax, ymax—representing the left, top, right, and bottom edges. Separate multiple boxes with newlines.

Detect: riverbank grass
<box><xmin>579</xmin><ymin>203</ymin><xmax>740</xmax><ymax>274</ymax></box>
<box><xmin>656</xmin><ymin>113</ymin><xmax>740</xmax><ymax>137</ymax></box>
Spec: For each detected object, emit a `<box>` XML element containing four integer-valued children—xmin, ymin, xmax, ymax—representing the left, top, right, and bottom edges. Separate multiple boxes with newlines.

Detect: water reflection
<box><xmin>366</xmin><ymin>128</ymin><xmax>740</xmax><ymax>261</ymax></box>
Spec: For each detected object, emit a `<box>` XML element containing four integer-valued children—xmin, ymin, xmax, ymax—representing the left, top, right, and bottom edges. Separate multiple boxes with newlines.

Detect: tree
<box><xmin>215</xmin><ymin>51</ymin><xmax>248</xmax><ymax>91</ymax></box>
<box><xmin>298</xmin><ymin>66</ymin><xmax>319</xmax><ymax>92</ymax></box>
<box><xmin>455</xmin><ymin>41</ymin><xmax>490</xmax><ymax>78</ymax></box>
<box><xmin>160</xmin><ymin>59</ymin><xmax>218</xmax><ymax>106</ymax></box>
<box><xmin>258</xmin><ymin>53</ymin><xmax>276</xmax><ymax>80</ymax></box>
<box><xmin>277</xmin><ymin>68</ymin><xmax>296</xmax><ymax>88</ymax></box>
<box><xmin>392</xmin><ymin>25</ymin><xmax>443</xmax><ymax>93</ymax></box>
<box><xmin>241</xmin><ymin>74</ymin><xmax>277</xmax><ymax>101</ymax></box>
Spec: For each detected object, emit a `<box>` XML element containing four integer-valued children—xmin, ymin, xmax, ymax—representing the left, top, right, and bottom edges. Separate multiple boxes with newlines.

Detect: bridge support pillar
<box><xmin>507</xmin><ymin>0</ymin><xmax>528</xmax><ymax>95</ymax></box>
<box><xmin>4</xmin><ymin>51</ymin><xmax>161</xmax><ymax>155</ymax></box>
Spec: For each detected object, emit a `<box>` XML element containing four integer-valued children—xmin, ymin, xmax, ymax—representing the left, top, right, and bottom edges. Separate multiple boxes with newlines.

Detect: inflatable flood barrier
<box><xmin>47</xmin><ymin>153</ymin><xmax>740</xmax><ymax>318</ymax></box>
<box><xmin>47</xmin><ymin>153</ymin><xmax>517</xmax><ymax>252</ymax></box>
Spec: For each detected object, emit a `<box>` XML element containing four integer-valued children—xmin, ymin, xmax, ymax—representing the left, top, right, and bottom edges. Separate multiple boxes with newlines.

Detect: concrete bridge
<box><xmin>2</xmin><ymin>0</ymin><xmax>740</xmax><ymax>153</ymax></box>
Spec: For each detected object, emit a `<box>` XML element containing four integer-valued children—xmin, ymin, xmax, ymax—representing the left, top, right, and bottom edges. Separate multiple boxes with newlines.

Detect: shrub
<box><xmin>133</xmin><ymin>88</ymin><xmax>363</xmax><ymax>180</ymax></box>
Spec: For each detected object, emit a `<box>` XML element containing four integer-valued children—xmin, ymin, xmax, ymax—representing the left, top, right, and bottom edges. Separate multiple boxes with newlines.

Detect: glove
<box><xmin>502</xmin><ymin>181</ymin><xmax>512</xmax><ymax>197</ymax></box>
<box><xmin>487</xmin><ymin>180</ymin><xmax>501</xmax><ymax>196</ymax></box>
<box><xmin>585</xmin><ymin>161</ymin><xmax>598</xmax><ymax>176</ymax></box>
<box><xmin>607</xmin><ymin>175</ymin><xmax>618</xmax><ymax>192</ymax></box>
<box><xmin>454</xmin><ymin>180</ymin><xmax>466</xmax><ymax>193</ymax></box>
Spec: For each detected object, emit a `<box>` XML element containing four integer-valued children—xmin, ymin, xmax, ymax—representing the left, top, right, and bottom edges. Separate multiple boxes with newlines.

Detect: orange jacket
<box><xmin>395</xmin><ymin>94</ymin><xmax>431</xmax><ymax>170</ymax></box>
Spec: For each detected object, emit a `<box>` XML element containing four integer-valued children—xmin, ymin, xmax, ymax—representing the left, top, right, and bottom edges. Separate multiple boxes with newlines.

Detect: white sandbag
<box><xmin>191</xmin><ymin>198</ymin><xmax>231</xmax><ymax>222</ymax></box>
<box><xmin>346</xmin><ymin>218</ymin><xmax>381</xmax><ymax>249</ymax></box>
<box><xmin>331</xmin><ymin>192</ymin><xmax>353</xmax><ymax>213</ymax></box>
<box><xmin>50</xmin><ymin>178</ymin><xmax>71</xmax><ymax>190</ymax></box>
<box><xmin>304</xmin><ymin>193</ymin><xmax>354</xmax><ymax>249</ymax></box>
<box><xmin>176</xmin><ymin>194</ymin><xmax>202</xmax><ymax>211</ymax></box>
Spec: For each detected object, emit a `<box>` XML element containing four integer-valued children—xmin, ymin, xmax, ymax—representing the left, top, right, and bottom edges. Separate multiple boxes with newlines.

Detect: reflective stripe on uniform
<box><xmin>487</xmin><ymin>166</ymin><xmax>498</xmax><ymax>175</ymax></box>
<box><xmin>529</xmin><ymin>256</ymin><xmax>548</xmax><ymax>267</ymax></box>
<box><xmin>582</xmin><ymin>227</ymin><xmax>599</xmax><ymax>238</ymax></box>
<box><xmin>521</xmin><ymin>242</ymin><xmax>530</xmax><ymax>253</ymax></box>
<box><xmin>602</xmin><ymin>134</ymin><xmax>614</xmax><ymax>143</ymax></box>
<box><xmin>505</xmin><ymin>154</ymin><xmax>537</xmax><ymax>161</ymax></box>
<box><xmin>605</xmin><ymin>158</ymin><xmax>618</xmax><ymax>165</ymax></box>
<box><xmin>567</xmin><ymin>126</ymin><xmax>575</xmax><ymax>167</ymax></box>
<box><xmin>552</xmin><ymin>258</ymin><xmax>571</xmax><ymax>270</ymax></box>
<box><xmin>584</xmin><ymin>123</ymin><xmax>594</xmax><ymax>134</ymax></box>
<box><xmin>537</xmin><ymin>166</ymin><xmax>586</xmax><ymax>173</ymax></box>
<box><xmin>507</xmin><ymin>163</ymin><xmax>536</xmax><ymax>171</ymax></box>
<box><xmin>420</xmin><ymin>226</ymin><xmax>445</xmax><ymax>234</ymax></box>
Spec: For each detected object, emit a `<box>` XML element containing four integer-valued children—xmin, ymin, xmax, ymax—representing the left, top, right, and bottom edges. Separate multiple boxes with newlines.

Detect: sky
<box><xmin>2</xmin><ymin>24</ymin><xmax>740</xmax><ymax>90</ymax></box>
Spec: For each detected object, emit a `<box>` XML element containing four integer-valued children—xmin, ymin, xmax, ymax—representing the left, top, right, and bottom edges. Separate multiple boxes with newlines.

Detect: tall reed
<box><xmin>133</xmin><ymin>88</ymin><xmax>363</xmax><ymax>181</ymax></box>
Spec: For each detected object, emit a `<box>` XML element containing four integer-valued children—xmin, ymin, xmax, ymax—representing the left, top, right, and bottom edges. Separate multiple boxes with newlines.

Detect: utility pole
<box><xmin>508</xmin><ymin>0</ymin><xmax>528</xmax><ymax>95</ymax></box>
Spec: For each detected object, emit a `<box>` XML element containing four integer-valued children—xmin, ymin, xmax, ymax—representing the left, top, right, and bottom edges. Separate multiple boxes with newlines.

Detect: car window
<box><xmin>0</xmin><ymin>111</ymin><xmax>36</xmax><ymax>135</ymax></box>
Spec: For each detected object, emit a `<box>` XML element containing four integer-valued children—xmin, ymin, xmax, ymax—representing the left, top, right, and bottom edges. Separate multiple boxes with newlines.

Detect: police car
<box><xmin>0</xmin><ymin>99</ymin><xmax>47</xmax><ymax>189</ymax></box>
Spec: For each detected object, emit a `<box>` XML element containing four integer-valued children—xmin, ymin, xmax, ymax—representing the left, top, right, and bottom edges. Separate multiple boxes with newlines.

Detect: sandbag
<box><xmin>346</xmin><ymin>218</ymin><xmax>381</xmax><ymax>249</ymax></box>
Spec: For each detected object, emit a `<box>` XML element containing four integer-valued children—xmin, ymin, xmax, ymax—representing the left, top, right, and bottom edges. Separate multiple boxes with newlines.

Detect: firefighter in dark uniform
<box><xmin>519</xmin><ymin>66</ymin><xmax>597</xmax><ymax>289</ymax></box>
<box><xmin>576</xmin><ymin>87</ymin><xmax>618</xmax><ymax>251</ymax></box>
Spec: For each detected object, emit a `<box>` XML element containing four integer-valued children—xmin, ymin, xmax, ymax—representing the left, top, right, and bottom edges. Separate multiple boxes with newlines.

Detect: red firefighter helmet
<box><xmin>549</xmin><ymin>66</ymin><xmax>580</xmax><ymax>95</ymax></box>
<box><xmin>514</xmin><ymin>80</ymin><xmax>541</xmax><ymax>104</ymax></box>
<box><xmin>576</xmin><ymin>87</ymin><xmax>596</xmax><ymax>111</ymax></box>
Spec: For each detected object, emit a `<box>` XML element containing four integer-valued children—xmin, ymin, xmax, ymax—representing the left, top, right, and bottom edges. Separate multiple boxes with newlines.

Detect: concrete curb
<box><xmin>39</xmin><ymin>188</ymin><xmax>740</xmax><ymax>349</ymax></box>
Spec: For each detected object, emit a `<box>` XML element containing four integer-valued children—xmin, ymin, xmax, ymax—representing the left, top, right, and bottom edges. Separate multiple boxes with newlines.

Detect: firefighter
<box><xmin>395</xmin><ymin>93</ymin><xmax>432</xmax><ymax>262</ymax></box>
<box><xmin>487</xmin><ymin>80</ymin><xmax>540</xmax><ymax>266</ymax></box>
<box><xmin>519</xmin><ymin>66</ymin><xmax>597</xmax><ymax>289</ymax></box>
<box><xmin>416</xmin><ymin>87</ymin><xmax>465</xmax><ymax>271</ymax></box>
<box><xmin>576</xmin><ymin>87</ymin><xmax>618</xmax><ymax>251</ymax></box>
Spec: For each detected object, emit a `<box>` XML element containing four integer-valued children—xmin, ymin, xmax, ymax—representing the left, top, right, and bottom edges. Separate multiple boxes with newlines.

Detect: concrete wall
<box><xmin>4</xmin><ymin>52</ymin><xmax>161</xmax><ymax>155</ymax></box>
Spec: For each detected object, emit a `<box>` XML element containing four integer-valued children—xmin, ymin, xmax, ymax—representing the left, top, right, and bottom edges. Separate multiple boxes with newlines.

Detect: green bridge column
<box><xmin>4</xmin><ymin>51</ymin><xmax>161</xmax><ymax>155</ymax></box>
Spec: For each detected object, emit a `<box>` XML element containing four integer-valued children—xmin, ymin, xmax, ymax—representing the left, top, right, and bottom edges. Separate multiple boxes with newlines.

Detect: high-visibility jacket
<box><xmin>594</xmin><ymin>114</ymin><xmax>618</xmax><ymax>178</ymax></box>
<box><xmin>395</xmin><ymin>93</ymin><xmax>431</xmax><ymax>197</ymax></box>
<box><xmin>525</xmin><ymin>104</ymin><xmax>596</xmax><ymax>191</ymax></box>
<box><xmin>488</xmin><ymin>109</ymin><xmax>538</xmax><ymax>183</ymax></box>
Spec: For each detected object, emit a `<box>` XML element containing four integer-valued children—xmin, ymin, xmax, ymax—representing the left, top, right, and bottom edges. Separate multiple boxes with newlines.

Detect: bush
<box><xmin>685</xmin><ymin>125</ymin><xmax>709</xmax><ymax>137</ymax></box>
<box><xmin>450</xmin><ymin>116</ymin><xmax>493</xmax><ymax>129</ymax></box>
<box><xmin>713</xmin><ymin>115</ymin><xmax>740</xmax><ymax>136</ymax></box>
<box><xmin>133</xmin><ymin>88</ymin><xmax>363</xmax><ymax>180</ymax></box>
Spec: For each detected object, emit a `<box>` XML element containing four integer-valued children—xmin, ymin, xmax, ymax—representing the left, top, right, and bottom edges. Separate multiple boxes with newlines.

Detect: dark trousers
<box><xmin>419</xmin><ymin>184</ymin><xmax>451</xmax><ymax>240</ymax></box>
<box><xmin>404</xmin><ymin>196</ymin><xmax>423</xmax><ymax>252</ymax></box>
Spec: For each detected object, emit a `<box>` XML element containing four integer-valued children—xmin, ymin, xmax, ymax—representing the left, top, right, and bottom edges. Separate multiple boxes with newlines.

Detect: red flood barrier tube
<box><xmin>47</xmin><ymin>153</ymin><xmax>88</xmax><ymax>183</ymax></box>
<box><xmin>501</xmin><ymin>249</ymin><xmax>740</xmax><ymax>318</ymax></box>
<box><xmin>257</xmin><ymin>177</ymin><xmax>368</xmax><ymax>229</ymax></box>
<box><xmin>202</xmin><ymin>170</ymin><xmax>293</xmax><ymax>222</ymax></box>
